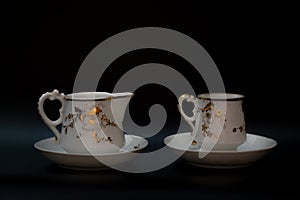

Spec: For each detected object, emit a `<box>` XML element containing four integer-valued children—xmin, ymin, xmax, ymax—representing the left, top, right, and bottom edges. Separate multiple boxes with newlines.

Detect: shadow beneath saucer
<box><xmin>44</xmin><ymin>164</ymin><xmax>127</xmax><ymax>185</ymax></box>
<box><xmin>174</xmin><ymin>159</ymin><xmax>273</xmax><ymax>187</ymax></box>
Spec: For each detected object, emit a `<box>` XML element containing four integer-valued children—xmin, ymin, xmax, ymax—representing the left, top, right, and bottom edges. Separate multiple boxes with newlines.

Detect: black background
<box><xmin>0</xmin><ymin>1</ymin><xmax>299</xmax><ymax>199</ymax></box>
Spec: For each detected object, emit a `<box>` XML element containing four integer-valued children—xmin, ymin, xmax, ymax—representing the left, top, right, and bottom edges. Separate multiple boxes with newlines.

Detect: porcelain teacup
<box><xmin>178</xmin><ymin>93</ymin><xmax>246</xmax><ymax>150</ymax></box>
<box><xmin>38</xmin><ymin>89</ymin><xmax>133</xmax><ymax>154</ymax></box>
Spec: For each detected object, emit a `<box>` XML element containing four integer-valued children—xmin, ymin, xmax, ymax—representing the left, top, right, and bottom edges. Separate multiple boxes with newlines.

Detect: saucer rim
<box><xmin>164</xmin><ymin>132</ymin><xmax>277</xmax><ymax>154</ymax></box>
<box><xmin>34</xmin><ymin>134</ymin><xmax>148</xmax><ymax>156</ymax></box>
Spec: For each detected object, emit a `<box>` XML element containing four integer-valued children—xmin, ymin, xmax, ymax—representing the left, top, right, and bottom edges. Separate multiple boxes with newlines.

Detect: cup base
<box><xmin>196</xmin><ymin>143</ymin><xmax>242</xmax><ymax>151</ymax></box>
<box><xmin>212</xmin><ymin>145</ymin><xmax>238</xmax><ymax>151</ymax></box>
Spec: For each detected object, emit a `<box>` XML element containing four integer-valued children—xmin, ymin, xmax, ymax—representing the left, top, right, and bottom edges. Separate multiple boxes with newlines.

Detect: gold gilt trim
<box><xmin>65</xmin><ymin>94</ymin><xmax>134</xmax><ymax>101</ymax></box>
<box><xmin>198</xmin><ymin>93</ymin><xmax>243</xmax><ymax>101</ymax></box>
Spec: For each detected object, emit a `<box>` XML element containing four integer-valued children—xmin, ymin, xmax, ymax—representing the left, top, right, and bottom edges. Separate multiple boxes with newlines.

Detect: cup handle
<box><xmin>178</xmin><ymin>94</ymin><xmax>199</xmax><ymax>133</ymax></box>
<box><xmin>37</xmin><ymin>89</ymin><xmax>65</xmax><ymax>141</ymax></box>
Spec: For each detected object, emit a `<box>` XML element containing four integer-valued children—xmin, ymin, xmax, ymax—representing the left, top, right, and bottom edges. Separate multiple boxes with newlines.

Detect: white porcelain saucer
<box><xmin>34</xmin><ymin>134</ymin><xmax>148</xmax><ymax>170</ymax></box>
<box><xmin>164</xmin><ymin>132</ymin><xmax>277</xmax><ymax>169</ymax></box>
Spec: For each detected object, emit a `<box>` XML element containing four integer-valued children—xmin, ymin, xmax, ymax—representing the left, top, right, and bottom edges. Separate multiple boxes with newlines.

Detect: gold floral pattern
<box><xmin>201</xmin><ymin>101</ymin><xmax>214</xmax><ymax>112</ymax></box>
<box><xmin>63</xmin><ymin>101</ymin><xmax>117</xmax><ymax>143</ymax></box>
<box><xmin>200</xmin><ymin>101</ymin><xmax>227</xmax><ymax>138</ymax></box>
<box><xmin>92</xmin><ymin>132</ymin><xmax>113</xmax><ymax>143</ymax></box>
<box><xmin>232</xmin><ymin>125</ymin><xmax>245</xmax><ymax>133</ymax></box>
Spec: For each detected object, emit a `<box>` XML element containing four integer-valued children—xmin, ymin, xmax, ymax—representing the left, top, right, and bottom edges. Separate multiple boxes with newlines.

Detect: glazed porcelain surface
<box><xmin>34</xmin><ymin>134</ymin><xmax>148</xmax><ymax>170</ymax></box>
<box><xmin>38</xmin><ymin>89</ymin><xmax>133</xmax><ymax>154</ymax></box>
<box><xmin>164</xmin><ymin>132</ymin><xmax>277</xmax><ymax>168</ymax></box>
<box><xmin>178</xmin><ymin>93</ymin><xmax>246</xmax><ymax>150</ymax></box>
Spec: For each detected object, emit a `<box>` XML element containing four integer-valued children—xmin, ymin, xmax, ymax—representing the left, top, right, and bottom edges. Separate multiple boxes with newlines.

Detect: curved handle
<box><xmin>37</xmin><ymin>89</ymin><xmax>65</xmax><ymax>141</ymax></box>
<box><xmin>178</xmin><ymin>94</ymin><xmax>199</xmax><ymax>133</ymax></box>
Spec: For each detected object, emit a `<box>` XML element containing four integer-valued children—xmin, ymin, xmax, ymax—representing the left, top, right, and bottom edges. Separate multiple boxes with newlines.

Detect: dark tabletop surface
<box><xmin>0</xmin><ymin>108</ymin><xmax>298</xmax><ymax>200</ymax></box>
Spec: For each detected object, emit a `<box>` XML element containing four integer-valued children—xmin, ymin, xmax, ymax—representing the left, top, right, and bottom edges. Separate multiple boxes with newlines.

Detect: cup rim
<box><xmin>65</xmin><ymin>92</ymin><xmax>134</xmax><ymax>101</ymax></box>
<box><xmin>197</xmin><ymin>93</ymin><xmax>244</xmax><ymax>101</ymax></box>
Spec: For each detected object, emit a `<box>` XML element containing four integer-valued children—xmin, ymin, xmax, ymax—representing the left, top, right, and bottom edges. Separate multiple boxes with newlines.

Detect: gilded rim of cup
<box><xmin>197</xmin><ymin>93</ymin><xmax>244</xmax><ymax>101</ymax></box>
<box><xmin>65</xmin><ymin>92</ymin><xmax>134</xmax><ymax>101</ymax></box>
